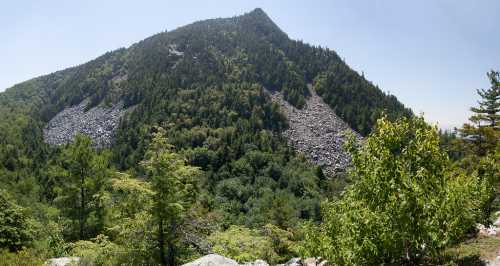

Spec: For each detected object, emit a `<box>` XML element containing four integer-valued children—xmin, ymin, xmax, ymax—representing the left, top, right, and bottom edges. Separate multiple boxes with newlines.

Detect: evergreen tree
<box><xmin>460</xmin><ymin>70</ymin><xmax>499</xmax><ymax>156</ymax></box>
<box><xmin>56</xmin><ymin>135</ymin><xmax>112</xmax><ymax>240</ymax></box>
<box><xmin>141</xmin><ymin>127</ymin><xmax>200</xmax><ymax>266</ymax></box>
<box><xmin>470</xmin><ymin>71</ymin><xmax>500</xmax><ymax>128</ymax></box>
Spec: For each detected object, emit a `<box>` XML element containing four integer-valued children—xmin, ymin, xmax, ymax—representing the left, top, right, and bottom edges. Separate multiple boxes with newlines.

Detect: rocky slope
<box><xmin>43</xmin><ymin>99</ymin><xmax>126</xmax><ymax>147</ymax></box>
<box><xmin>269</xmin><ymin>85</ymin><xmax>360</xmax><ymax>175</ymax></box>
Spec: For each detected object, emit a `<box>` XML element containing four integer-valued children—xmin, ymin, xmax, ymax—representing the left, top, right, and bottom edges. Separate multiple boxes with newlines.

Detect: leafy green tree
<box><xmin>0</xmin><ymin>190</ymin><xmax>33</xmax><ymax>251</ymax></box>
<box><xmin>302</xmin><ymin>116</ymin><xmax>490</xmax><ymax>265</ymax></box>
<box><xmin>107</xmin><ymin>172</ymin><xmax>156</xmax><ymax>265</ymax></box>
<box><xmin>208</xmin><ymin>225</ymin><xmax>278</xmax><ymax>263</ymax></box>
<box><xmin>141</xmin><ymin>127</ymin><xmax>200</xmax><ymax>266</ymax></box>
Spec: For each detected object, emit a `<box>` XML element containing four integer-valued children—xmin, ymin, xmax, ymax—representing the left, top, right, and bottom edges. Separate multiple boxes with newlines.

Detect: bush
<box><xmin>0</xmin><ymin>190</ymin><xmax>33</xmax><ymax>251</ymax></box>
<box><xmin>302</xmin><ymin>116</ymin><xmax>491</xmax><ymax>265</ymax></box>
<box><xmin>0</xmin><ymin>249</ymin><xmax>46</xmax><ymax>266</ymax></box>
<box><xmin>208</xmin><ymin>225</ymin><xmax>277</xmax><ymax>263</ymax></box>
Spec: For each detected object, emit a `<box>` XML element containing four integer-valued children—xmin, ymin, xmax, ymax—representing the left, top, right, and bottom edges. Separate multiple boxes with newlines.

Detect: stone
<box><xmin>44</xmin><ymin>257</ymin><xmax>80</xmax><ymax>266</ymax></box>
<box><xmin>242</xmin><ymin>259</ymin><xmax>269</xmax><ymax>266</ymax></box>
<box><xmin>303</xmin><ymin>257</ymin><xmax>317</xmax><ymax>266</ymax></box>
<box><xmin>182</xmin><ymin>254</ymin><xmax>239</xmax><ymax>266</ymax></box>
<box><xmin>487</xmin><ymin>226</ymin><xmax>497</xmax><ymax>236</ymax></box>
<box><xmin>268</xmin><ymin>84</ymin><xmax>361</xmax><ymax>176</ymax></box>
<box><xmin>43</xmin><ymin>99</ymin><xmax>127</xmax><ymax>148</ymax></box>
<box><xmin>317</xmin><ymin>260</ymin><xmax>328</xmax><ymax>266</ymax></box>
<box><xmin>494</xmin><ymin>216</ymin><xmax>500</xmax><ymax>227</ymax></box>
<box><xmin>285</xmin><ymin>258</ymin><xmax>301</xmax><ymax>265</ymax></box>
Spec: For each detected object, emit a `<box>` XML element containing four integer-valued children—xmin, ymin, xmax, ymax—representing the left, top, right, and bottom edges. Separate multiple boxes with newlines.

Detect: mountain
<box><xmin>0</xmin><ymin>8</ymin><xmax>412</xmax><ymax>263</ymax></box>
<box><xmin>0</xmin><ymin>7</ymin><xmax>410</xmax><ymax>164</ymax></box>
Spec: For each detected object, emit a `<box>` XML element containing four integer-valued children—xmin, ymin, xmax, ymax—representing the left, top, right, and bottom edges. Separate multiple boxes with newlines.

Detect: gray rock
<box><xmin>317</xmin><ymin>260</ymin><xmax>328</xmax><ymax>266</ymax></box>
<box><xmin>43</xmin><ymin>99</ymin><xmax>127</xmax><ymax>148</ymax></box>
<box><xmin>44</xmin><ymin>257</ymin><xmax>80</xmax><ymax>266</ymax></box>
<box><xmin>486</xmin><ymin>256</ymin><xmax>500</xmax><ymax>266</ymax></box>
<box><xmin>268</xmin><ymin>84</ymin><xmax>361</xmax><ymax>176</ymax></box>
<box><xmin>242</xmin><ymin>259</ymin><xmax>269</xmax><ymax>266</ymax></box>
<box><xmin>303</xmin><ymin>257</ymin><xmax>317</xmax><ymax>266</ymax></box>
<box><xmin>182</xmin><ymin>254</ymin><xmax>239</xmax><ymax>266</ymax></box>
<box><xmin>285</xmin><ymin>258</ymin><xmax>301</xmax><ymax>265</ymax></box>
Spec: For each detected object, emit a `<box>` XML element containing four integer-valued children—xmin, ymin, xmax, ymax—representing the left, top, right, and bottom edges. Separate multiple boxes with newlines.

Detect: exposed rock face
<box><xmin>44</xmin><ymin>257</ymin><xmax>80</xmax><ymax>266</ymax></box>
<box><xmin>269</xmin><ymin>85</ymin><xmax>360</xmax><ymax>176</ymax></box>
<box><xmin>183</xmin><ymin>255</ymin><xmax>327</xmax><ymax>266</ymax></box>
<box><xmin>242</xmin><ymin>259</ymin><xmax>270</xmax><ymax>266</ymax></box>
<box><xmin>182</xmin><ymin>254</ymin><xmax>239</xmax><ymax>266</ymax></box>
<box><xmin>43</xmin><ymin>99</ymin><xmax>126</xmax><ymax>147</ymax></box>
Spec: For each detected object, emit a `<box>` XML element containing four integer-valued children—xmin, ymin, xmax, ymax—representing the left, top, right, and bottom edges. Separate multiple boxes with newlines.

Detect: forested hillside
<box><xmin>1</xmin><ymin>8</ymin><xmax>496</xmax><ymax>266</ymax></box>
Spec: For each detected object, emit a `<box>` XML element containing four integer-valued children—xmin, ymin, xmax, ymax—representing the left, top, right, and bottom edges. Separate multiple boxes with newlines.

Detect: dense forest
<box><xmin>0</xmin><ymin>8</ymin><xmax>498</xmax><ymax>266</ymax></box>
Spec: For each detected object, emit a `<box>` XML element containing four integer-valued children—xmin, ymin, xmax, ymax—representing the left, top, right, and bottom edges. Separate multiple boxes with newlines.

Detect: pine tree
<box><xmin>460</xmin><ymin>70</ymin><xmax>500</xmax><ymax>156</ymax></box>
<box><xmin>470</xmin><ymin>71</ymin><xmax>500</xmax><ymax>128</ymax></box>
<box><xmin>56</xmin><ymin>135</ymin><xmax>111</xmax><ymax>240</ymax></box>
<box><xmin>141</xmin><ymin>127</ymin><xmax>200</xmax><ymax>266</ymax></box>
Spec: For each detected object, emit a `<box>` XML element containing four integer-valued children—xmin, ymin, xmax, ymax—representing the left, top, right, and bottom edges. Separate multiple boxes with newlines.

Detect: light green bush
<box><xmin>302</xmin><ymin>116</ymin><xmax>491</xmax><ymax>265</ymax></box>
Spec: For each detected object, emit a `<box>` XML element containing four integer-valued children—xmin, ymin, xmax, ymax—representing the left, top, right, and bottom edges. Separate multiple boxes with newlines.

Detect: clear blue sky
<box><xmin>2</xmin><ymin>0</ymin><xmax>499</xmax><ymax>129</ymax></box>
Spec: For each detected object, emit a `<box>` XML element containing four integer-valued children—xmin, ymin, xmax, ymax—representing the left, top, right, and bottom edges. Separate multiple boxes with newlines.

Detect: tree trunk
<box><xmin>167</xmin><ymin>240</ymin><xmax>175</xmax><ymax>266</ymax></box>
<box><xmin>80</xmin><ymin>175</ymin><xmax>85</xmax><ymax>239</ymax></box>
<box><xmin>166</xmin><ymin>220</ymin><xmax>177</xmax><ymax>266</ymax></box>
<box><xmin>158</xmin><ymin>219</ymin><xmax>167</xmax><ymax>266</ymax></box>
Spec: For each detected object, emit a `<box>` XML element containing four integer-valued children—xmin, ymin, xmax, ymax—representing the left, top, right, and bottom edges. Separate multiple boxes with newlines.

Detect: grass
<box><xmin>446</xmin><ymin>237</ymin><xmax>500</xmax><ymax>262</ymax></box>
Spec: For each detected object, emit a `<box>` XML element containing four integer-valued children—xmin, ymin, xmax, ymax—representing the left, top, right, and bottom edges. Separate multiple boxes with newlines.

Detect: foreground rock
<box><xmin>182</xmin><ymin>254</ymin><xmax>240</xmax><ymax>266</ymax></box>
<box><xmin>269</xmin><ymin>84</ymin><xmax>360</xmax><ymax>176</ymax></box>
<box><xmin>183</xmin><ymin>255</ymin><xmax>327</xmax><ymax>266</ymax></box>
<box><xmin>44</xmin><ymin>257</ymin><xmax>80</xmax><ymax>266</ymax></box>
<box><xmin>487</xmin><ymin>256</ymin><xmax>500</xmax><ymax>266</ymax></box>
<box><xmin>43</xmin><ymin>99</ymin><xmax>126</xmax><ymax>147</ymax></box>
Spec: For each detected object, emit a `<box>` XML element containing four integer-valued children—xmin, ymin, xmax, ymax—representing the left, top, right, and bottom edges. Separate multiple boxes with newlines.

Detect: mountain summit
<box><xmin>0</xmin><ymin>8</ymin><xmax>411</xmax><ymax>172</ymax></box>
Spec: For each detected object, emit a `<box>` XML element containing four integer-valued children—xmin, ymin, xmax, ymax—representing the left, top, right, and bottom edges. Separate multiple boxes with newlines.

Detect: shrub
<box><xmin>302</xmin><ymin>116</ymin><xmax>491</xmax><ymax>265</ymax></box>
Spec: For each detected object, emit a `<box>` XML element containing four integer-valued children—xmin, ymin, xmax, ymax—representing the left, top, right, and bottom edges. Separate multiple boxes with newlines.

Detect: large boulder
<box><xmin>44</xmin><ymin>257</ymin><xmax>80</xmax><ymax>266</ymax></box>
<box><xmin>182</xmin><ymin>254</ymin><xmax>239</xmax><ymax>266</ymax></box>
<box><xmin>242</xmin><ymin>259</ymin><xmax>270</xmax><ymax>266</ymax></box>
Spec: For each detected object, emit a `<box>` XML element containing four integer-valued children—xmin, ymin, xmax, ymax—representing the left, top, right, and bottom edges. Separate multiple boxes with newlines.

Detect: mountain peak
<box><xmin>242</xmin><ymin>7</ymin><xmax>273</xmax><ymax>23</ymax></box>
<box><xmin>235</xmin><ymin>8</ymin><xmax>287</xmax><ymax>41</ymax></box>
<box><xmin>247</xmin><ymin>7</ymin><xmax>267</xmax><ymax>17</ymax></box>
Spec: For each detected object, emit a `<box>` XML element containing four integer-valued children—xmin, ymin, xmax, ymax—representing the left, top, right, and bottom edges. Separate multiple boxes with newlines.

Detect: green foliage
<box><xmin>0</xmin><ymin>249</ymin><xmax>46</xmax><ymax>266</ymax></box>
<box><xmin>0</xmin><ymin>10</ymin><xmax>411</xmax><ymax>263</ymax></box>
<box><xmin>69</xmin><ymin>234</ymin><xmax>124</xmax><ymax>266</ymax></box>
<box><xmin>141</xmin><ymin>127</ymin><xmax>200</xmax><ymax>265</ymax></box>
<box><xmin>302</xmin><ymin>116</ymin><xmax>491</xmax><ymax>265</ymax></box>
<box><xmin>54</xmin><ymin>135</ymin><xmax>112</xmax><ymax>240</ymax></box>
<box><xmin>114</xmin><ymin>83</ymin><xmax>323</xmax><ymax>228</ymax></box>
<box><xmin>208</xmin><ymin>225</ymin><xmax>278</xmax><ymax>263</ymax></box>
<box><xmin>458</xmin><ymin>70</ymin><xmax>499</xmax><ymax>157</ymax></box>
<box><xmin>469</xmin><ymin>70</ymin><xmax>500</xmax><ymax>129</ymax></box>
<box><xmin>314</xmin><ymin>68</ymin><xmax>412</xmax><ymax>135</ymax></box>
<box><xmin>0</xmin><ymin>190</ymin><xmax>33</xmax><ymax>251</ymax></box>
<box><xmin>453</xmin><ymin>70</ymin><xmax>499</xmax><ymax>223</ymax></box>
<box><xmin>107</xmin><ymin>173</ymin><xmax>156</xmax><ymax>265</ymax></box>
<box><xmin>208</xmin><ymin>224</ymin><xmax>298</xmax><ymax>264</ymax></box>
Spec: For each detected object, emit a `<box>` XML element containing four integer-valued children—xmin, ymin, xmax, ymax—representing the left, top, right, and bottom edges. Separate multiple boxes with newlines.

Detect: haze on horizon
<box><xmin>1</xmin><ymin>0</ymin><xmax>499</xmax><ymax>130</ymax></box>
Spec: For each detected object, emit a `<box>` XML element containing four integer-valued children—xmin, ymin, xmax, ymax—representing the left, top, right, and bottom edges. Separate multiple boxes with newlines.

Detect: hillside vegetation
<box><xmin>0</xmin><ymin>8</ymin><xmax>497</xmax><ymax>266</ymax></box>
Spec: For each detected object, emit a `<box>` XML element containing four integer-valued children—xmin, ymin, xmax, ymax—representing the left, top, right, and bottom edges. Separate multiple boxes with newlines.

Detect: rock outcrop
<box><xmin>182</xmin><ymin>254</ymin><xmax>240</xmax><ymax>266</ymax></box>
<box><xmin>182</xmin><ymin>255</ymin><xmax>328</xmax><ymax>266</ymax></box>
<box><xmin>43</xmin><ymin>99</ymin><xmax>126</xmax><ymax>147</ymax></box>
<box><xmin>269</xmin><ymin>85</ymin><xmax>360</xmax><ymax>176</ymax></box>
<box><xmin>44</xmin><ymin>257</ymin><xmax>80</xmax><ymax>266</ymax></box>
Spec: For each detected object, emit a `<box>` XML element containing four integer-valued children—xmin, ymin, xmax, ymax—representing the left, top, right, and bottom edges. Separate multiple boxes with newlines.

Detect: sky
<box><xmin>1</xmin><ymin>0</ymin><xmax>499</xmax><ymax>130</ymax></box>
